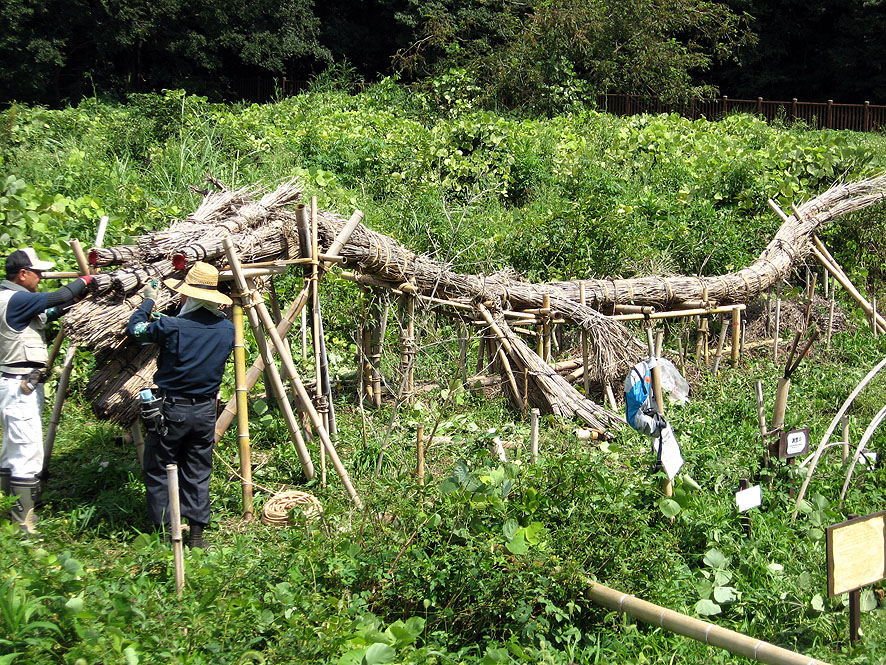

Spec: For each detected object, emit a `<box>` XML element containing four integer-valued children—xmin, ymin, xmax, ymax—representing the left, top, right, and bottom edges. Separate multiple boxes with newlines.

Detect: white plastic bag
<box><xmin>657</xmin><ymin>358</ymin><xmax>690</xmax><ymax>405</ymax></box>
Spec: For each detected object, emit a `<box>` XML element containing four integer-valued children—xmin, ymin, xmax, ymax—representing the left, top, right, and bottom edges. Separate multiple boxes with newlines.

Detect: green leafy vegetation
<box><xmin>2</xmin><ymin>86</ymin><xmax>886</xmax><ymax>664</ymax></box>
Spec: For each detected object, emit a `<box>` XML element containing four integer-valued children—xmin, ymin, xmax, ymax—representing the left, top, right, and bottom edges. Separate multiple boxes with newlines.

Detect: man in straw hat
<box><xmin>126</xmin><ymin>261</ymin><xmax>234</xmax><ymax>548</ymax></box>
<box><xmin>1</xmin><ymin>247</ymin><xmax>93</xmax><ymax>534</ymax></box>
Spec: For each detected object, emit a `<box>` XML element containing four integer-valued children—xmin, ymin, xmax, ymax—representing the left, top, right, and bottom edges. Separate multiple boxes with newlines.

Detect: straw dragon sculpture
<box><xmin>63</xmin><ymin>174</ymin><xmax>886</xmax><ymax>435</ymax></box>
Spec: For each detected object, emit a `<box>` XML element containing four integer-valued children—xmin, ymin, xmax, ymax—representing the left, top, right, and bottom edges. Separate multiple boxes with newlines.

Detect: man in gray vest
<box><xmin>0</xmin><ymin>247</ymin><xmax>91</xmax><ymax>533</ymax></box>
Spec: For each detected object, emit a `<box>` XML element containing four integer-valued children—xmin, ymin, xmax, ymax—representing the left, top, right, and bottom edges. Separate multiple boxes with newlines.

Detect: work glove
<box><xmin>141</xmin><ymin>280</ymin><xmax>158</xmax><ymax>301</ymax></box>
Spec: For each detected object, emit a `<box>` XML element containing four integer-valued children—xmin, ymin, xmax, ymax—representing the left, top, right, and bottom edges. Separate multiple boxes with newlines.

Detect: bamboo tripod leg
<box><xmin>233</xmin><ymin>305</ymin><xmax>254</xmax><ymax>520</ymax></box>
<box><xmin>580</xmin><ymin>283</ymin><xmax>590</xmax><ymax>397</ymax></box>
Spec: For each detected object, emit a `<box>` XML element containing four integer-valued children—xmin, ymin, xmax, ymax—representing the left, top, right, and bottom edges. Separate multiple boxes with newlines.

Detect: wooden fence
<box><xmin>596</xmin><ymin>94</ymin><xmax>886</xmax><ymax>133</ymax></box>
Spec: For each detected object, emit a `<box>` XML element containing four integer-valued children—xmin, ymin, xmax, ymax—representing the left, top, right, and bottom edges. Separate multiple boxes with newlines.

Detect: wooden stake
<box><xmin>605</xmin><ymin>383</ymin><xmax>618</xmax><ymax>412</ymax></box>
<box><xmin>872</xmin><ymin>295</ymin><xmax>878</xmax><ymax>337</ymax></box>
<box><xmin>842</xmin><ymin>414</ymin><xmax>850</xmax><ymax>464</ymax></box>
<box><xmin>224</xmin><ymin>238</ymin><xmax>363</xmax><ymax>507</ymax></box>
<box><xmin>166</xmin><ymin>464</ymin><xmax>185</xmax><ymax>597</ymax></box>
<box><xmin>416</xmin><ymin>423</ymin><xmax>425</xmax><ymax>485</ymax></box>
<box><xmin>458</xmin><ymin>321</ymin><xmax>468</xmax><ymax>386</ymax></box>
<box><xmin>771</xmin><ymin>377</ymin><xmax>791</xmax><ymax>432</ymax></box>
<box><xmin>530</xmin><ymin>408</ymin><xmax>539</xmax><ymax>463</ymax></box>
<box><xmin>233</xmin><ymin>304</ymin><xmax>254</xmax><ymax>520</ymax></box>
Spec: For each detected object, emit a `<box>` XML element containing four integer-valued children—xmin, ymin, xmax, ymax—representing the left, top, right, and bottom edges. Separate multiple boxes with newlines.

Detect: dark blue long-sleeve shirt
<box><xmin>2</xmin><ymin>279</ymin><xmax>87</xmax><ymax>330</ymax></box>
<box><xmin>126</xmin><ymin>299</ymin><xmax>235</xmax><ymax>396</ymax></box>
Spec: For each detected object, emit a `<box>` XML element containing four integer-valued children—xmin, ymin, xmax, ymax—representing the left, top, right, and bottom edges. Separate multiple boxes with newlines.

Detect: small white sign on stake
<box><xmin>653</xmin><ymin>423</ymin><xmax>684</xmax><ymax>480</ymax></box>
<box><xmin>735</xmin><ymin>484</ymin><xmax>762</xmax><ymax>513</ymax></box>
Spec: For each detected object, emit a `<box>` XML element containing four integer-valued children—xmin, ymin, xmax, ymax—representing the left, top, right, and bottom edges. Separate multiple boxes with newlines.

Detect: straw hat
<box><xmin>163</xmin><ymin>261</ymin><xmax>232</xmax><ymax>305</ymax></box>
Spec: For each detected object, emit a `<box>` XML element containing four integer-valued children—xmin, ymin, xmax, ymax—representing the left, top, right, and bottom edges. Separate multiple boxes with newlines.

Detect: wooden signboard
<box><xmin>778</xmin><ymin>427</ymin><xmax>809</xmax><ymax>459</ymax></box>
<box><xmin>826</xmin><ymin>510</ymin><xmax>886</xmax><ymax>596</ymax></box>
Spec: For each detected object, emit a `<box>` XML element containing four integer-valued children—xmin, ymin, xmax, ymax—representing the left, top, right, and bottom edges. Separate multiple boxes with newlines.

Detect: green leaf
<box><xmin>505</xmin><ymin>531</ymin><xmax>528</xmax><ymax>555</ymax></box>
<box><xmin>363</xmin><ymin>643</ymin><xmax>396</xmax><ymax>665</ymax></box>
<box><xmin>811</xmin><ymin>594</ymin><xmax>825</xmax><ymax>612</ymax></box>
<box><xmin>336</xmin><ymin>648</ymin><xmax>365</xmax><ymax>665</ymax></box>
<box><xmin>703</xmin><ymin>549</ymin><xmax>728</xmax><ymax>569</ymax></box>
<box><xmin>0</xmin><ymin>654</ymin><xmax>23</xmax><ymax>665</ymax></box>
<box><xmin>861</xmin><ymin>588</ymin><xmax>878</xmax><ymax>612</ymax></box>
<box><xmin>659</xmin><ymin>498</ymin><xmax>681</xmax><ymax>518</ymax></box>
<box><xmin>713</xmin><ymin>586</ymin><xmax>737</xmax><ymax>603</ymax></box>
<box><xmin>502</xmin><ymin>518</ymin><xmax>518</xmax><ymax>541</ymax></box>
<box><xmin>694</xmin><ymin>599</ymin><xmax>722</xmax><ymax>616</ymax></box>
<box><xmin>65</xmin><ymin>596</ymin><xmax>84</xmax><ymax>614</ymax></box>
<box><xmin>253</xmin><ymin>399</ymin><xmax>268</xmax><ymax>416</ymax></box>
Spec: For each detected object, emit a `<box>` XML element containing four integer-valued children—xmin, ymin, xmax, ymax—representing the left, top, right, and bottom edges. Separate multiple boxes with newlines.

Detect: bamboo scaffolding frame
<box><xmin>224</xmin><ymin>238</ymin><xmax>362</xmax><ymax>508</ymax></box>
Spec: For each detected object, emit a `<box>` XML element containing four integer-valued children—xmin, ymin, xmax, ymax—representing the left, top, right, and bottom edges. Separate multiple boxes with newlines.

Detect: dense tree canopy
<box><xmin>0</xmin><ymin>0</ymin><xmax>883</xmax><ymax>107</ymax></box>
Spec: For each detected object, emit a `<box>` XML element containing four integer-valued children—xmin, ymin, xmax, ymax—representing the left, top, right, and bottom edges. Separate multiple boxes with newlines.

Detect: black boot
<box><xmin>189</xmin><ymin>522</ymin><xmax>206</xmax><ymax>549</ymax></box>
<box><xmin>10</xmin><ymin>476</ymin><xmax>40</xmax><ymax>535</ymax></box>
<box><xmin>0</xmin><ymin>468</ymin><xmax>10</xmax><ymax>496</ymax></box>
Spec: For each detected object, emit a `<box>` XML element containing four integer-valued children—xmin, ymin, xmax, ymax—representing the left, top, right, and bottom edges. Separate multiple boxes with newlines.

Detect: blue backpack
<box><xmin>624</xmin><ymin>359</ymin><xmax>665</xmax><ymax>437</ymax></box>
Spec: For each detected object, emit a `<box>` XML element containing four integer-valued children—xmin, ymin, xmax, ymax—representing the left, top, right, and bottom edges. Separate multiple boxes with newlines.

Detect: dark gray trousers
<box><xmin>143</xmin><ymin>398</ymin><xmax>215</xmax><ymax>527</ymax></box>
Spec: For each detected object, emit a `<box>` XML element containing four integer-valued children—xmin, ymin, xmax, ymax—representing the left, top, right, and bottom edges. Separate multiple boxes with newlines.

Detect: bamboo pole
<box><xmin>812</xmin><ymin>236</ymin><xmax>886</xmax><ymax>333</ymax></box>
<box><xmin>711</xmin><ymin>313</ymin><xmax>729</xmax><ymax>374</ymax></box>
<box><xmin>41</xmin><ymin>344</ymin><xmax>76</xmax><ymax>478</ymax></box>
<box><xmin>826</xmin><ymin>297</ymin><xmax>835</xmax><ymax>347</ymax></box>
<box><xmin>43</xmin><ymin>236</ymin><xmax>94</xmax><ymax>473</ymax></box>
<box><xmin>580</xmin><ymin>283</ymin><xmax>590</xmax><ymax>397</ymax></box>
<box><xmin>605</xmin><ymin>383</ymin><xmax>618</xmax><ymax>412</ymax></box>
<box><xmin>610</xmin><ymin>303</ymin><xmax>746</xmax><ymax>322</ymax></box>
<box><xmin>309</xmin><ymin>198</ymin><xmax>327</xmax><ymax>486</ymax></box>
<box><xmin>586</xmin><ymin>580</ymin><xmax>832</xmax><ymax>665</ymax></box>
<box><xmin>530</xmin><ymin>408</ymin><xmax>539</xmax><ymax>463</ymax></box>
<box><xmin>842</xmin><ymin>414</ymin><xmax>850</xmax><ymax>464</ymax></box>
<box><xmin>872</xmin><ymin>296</ymin><xmax>878</xmax><ymax>337</ymax></box>
<box><xmin>794</xmin><ymin>356</ymin><xmax>886</xmax><ymax>518</ymax></box>
<box><xmin>223</xmin><ymin>238</ymin><xmax>363</xmax><ymax>508</ymax></box>
<box><xmin>476</xmin><ymin>304</ymin><xmax>523</xmax><ymax>411</ymax></box>
<box><xmin>458</xmin><ymin>321</ymin><xmax>468</xmax><ymax>386</ymax></box>
<box><xmin>773</xmin><ymin>282</ymin><xmax>782</xmax><ymax>361</ymax></box>
<box><xmin>755</xmin><ymin>381</ymin><xmax>770</xmax><ymax>466</ymax></box>
<box><xmin>233</xmin><ymin>304</ymin><xmax>254</xmax><ymax>520</ymax></box>
<box><xmin>771</xmin><ymin>377</ymin><xmax>791</xmax><ymax>432</ymax></box>
<box><xmin>166</xmin><ymin>464</ymin><xmax>185</xmax><ymax>597</ymax></box>
<box><xmin>730</xmin><ymin>307</ymin><xmax>741</xmax><ymax>367</ymax></box>
<box><xmin>647</xmin><ymin>328</ymin><xmax>671</xmax><ymax>498</ymax></box>
<box><xmin>416</xmin><ymin>423</ymin><xmax>425</xmax><ymax>485</ymax></box>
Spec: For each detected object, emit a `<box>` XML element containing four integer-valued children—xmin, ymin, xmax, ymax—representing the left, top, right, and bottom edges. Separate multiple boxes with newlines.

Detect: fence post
<box><xmin>827</xmin><ymin>100</ymin><xmax>833</xmax><ymax>129</ymax></box>
<box><xmin>722</xmin><ymin>95</ymin><xmax>728</xmax><ymax>117</ymax></box>
<box><xmin>865</xmin><ymin>101</ymin><xmax>871</xmax><ymax>131</ymax></box>
<box><xmin>757</xmin><ymin>97</ymin><xmax>763</xmax><ymax>116</ymax></box>
<box><xmin>626</xmin><ymin>94</ymin><xmax>631</xmax><ymax>116</ymax></box>
<box><xmin>792</xmin><ymin>98</ymin><xmax>798</xmax><ymax>122</ymax></box>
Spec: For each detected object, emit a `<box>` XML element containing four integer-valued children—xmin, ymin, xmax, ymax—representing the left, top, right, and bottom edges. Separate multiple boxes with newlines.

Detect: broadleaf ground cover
<box><xmin>2</xmin><ymin>84</ymin><xmax>886</xmax><ymax>663</ymax></box>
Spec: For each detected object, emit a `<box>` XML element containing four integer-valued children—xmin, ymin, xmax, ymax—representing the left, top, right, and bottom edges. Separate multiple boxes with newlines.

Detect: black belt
<box><xmin>162</xmin><ymin>393</ymin><xmax>216</xmax><ymax>405</ymax></box>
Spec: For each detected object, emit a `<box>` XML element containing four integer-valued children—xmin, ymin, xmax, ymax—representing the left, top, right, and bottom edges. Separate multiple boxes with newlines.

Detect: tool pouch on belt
<box><xmin>20</xmin><ymin>369</ymin><xmax>47</xmax><ymax>396</ymax></box>
<box><xmin>140</xmin><ymin>394</ymin><xmax>167</xmax><ymax>436</ymax></box>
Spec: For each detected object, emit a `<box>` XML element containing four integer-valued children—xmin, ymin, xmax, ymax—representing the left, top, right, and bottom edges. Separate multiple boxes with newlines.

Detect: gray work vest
<box><xmin>0</xmin><ymin>282</ymin><xmax>48</xmax><ymax>373</ymax></box>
